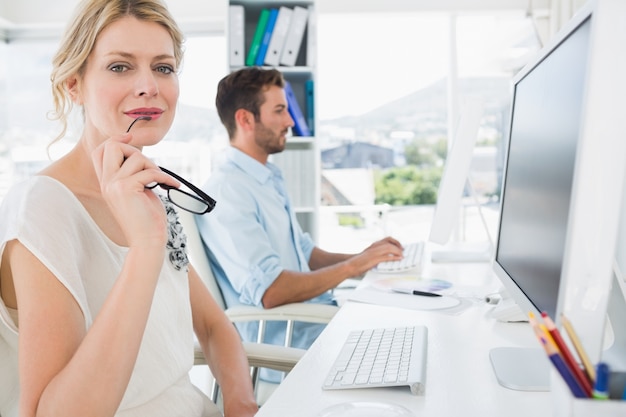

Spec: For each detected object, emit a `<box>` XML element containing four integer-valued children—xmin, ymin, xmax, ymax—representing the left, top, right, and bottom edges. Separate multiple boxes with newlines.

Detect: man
<box><xmin>196</xmin><ymin>67</ymin><xmax>403</xmax><ymax>371</ymax></box>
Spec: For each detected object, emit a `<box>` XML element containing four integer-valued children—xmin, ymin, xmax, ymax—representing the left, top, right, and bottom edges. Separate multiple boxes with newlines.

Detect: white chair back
<box><xmin>177</xmin><ymin>209</ymin><xmax>226</xmax><ymax>310</ymax></box>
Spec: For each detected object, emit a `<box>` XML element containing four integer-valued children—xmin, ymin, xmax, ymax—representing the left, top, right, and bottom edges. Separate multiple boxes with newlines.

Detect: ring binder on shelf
<box><xmin>279</xmin><ymin>6</ymin><xmax>309</xmax><ymax>67</ymax></box>
<box><xmin>264</xmin><ymin>6</ymin><xmax>293</xmax><ymax>67</ymax></box>
<box><xmin>228</xmin><ymin>5</ymin><xmax>245</xmax><ymax>67</ymax></box>
<box><xmin>245</xmin><ymin>8</ymin><xmax>270</xmax><ymax>66</ymax></box>
<box><xmin>255</xmin><ymin>8</ymin><xmax>278</xmax><ymax>66</ymax></box>
<box><xmin>284</xmin><ymin>81</ymin><xmax>311</xmax><ymax>137</ymax></box>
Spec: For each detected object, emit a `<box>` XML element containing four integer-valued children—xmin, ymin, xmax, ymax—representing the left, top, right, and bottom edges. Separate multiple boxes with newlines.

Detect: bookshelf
<box><xmin>227</xmin><ymin>0</ymin><xmax>320</xmax><ymax>242</ymax></box>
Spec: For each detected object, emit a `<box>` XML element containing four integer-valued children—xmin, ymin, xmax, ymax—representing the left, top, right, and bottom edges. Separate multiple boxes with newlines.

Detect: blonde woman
<box><xmin>0</xmin><ymin>1</ymin><xmax>257</xmax><ymax>416</ymax></box>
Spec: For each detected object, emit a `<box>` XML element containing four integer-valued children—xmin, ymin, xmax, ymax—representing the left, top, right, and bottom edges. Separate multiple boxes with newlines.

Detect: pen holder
<box><xmin>552</xmin><ymin>371</ymin><xmax>626</xmax><ymax>417</ymax></box>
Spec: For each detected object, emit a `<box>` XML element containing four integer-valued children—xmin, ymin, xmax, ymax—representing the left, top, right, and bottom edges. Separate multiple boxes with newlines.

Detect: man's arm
<box><xmin>261</xmin><ymin>237</ymin><xmax>403</xmax><ymax>308</ymax></box>
<box><xmin>307</xmin><ymin>236</ymin><xmax>402</xmax><ymax>270</ymax></box>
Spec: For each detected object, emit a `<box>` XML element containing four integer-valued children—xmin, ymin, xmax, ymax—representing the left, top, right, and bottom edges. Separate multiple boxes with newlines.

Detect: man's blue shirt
<box><xmin>195</xmin><ymin>147</ymin><xmax>335</xmax><ymax>353</ymax></box>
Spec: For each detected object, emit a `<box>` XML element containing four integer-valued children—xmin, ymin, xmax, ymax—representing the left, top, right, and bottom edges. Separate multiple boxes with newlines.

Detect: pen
<box><xmin>541</xmin><ymin>312</ymin><xmax>593</xmax><ymax>396</ymax></box>
<box><xmin>561</xmin><ymin>314</ymin><xmax>596</xmax><ymax>383</ymax></box>
<box><xmin>593</xmin><ymin>362</ymin><xmax>610</xmax><ymax>400</ymax></box>
<box><xmin>529</xmin><ymin>315</ymin><xmax>588</xmax><ymax>398</ymax></box>
<box><xmin>391</xmin><ymin>288</ymin><xmax>442</xmax><ymax>297</ymax></box>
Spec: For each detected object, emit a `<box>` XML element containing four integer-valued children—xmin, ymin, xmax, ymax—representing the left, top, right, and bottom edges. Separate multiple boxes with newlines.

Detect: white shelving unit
<box><xmin>227</xmin><ymin>0</ymin><xmax>319</xmax><ymax>242</ymax></box>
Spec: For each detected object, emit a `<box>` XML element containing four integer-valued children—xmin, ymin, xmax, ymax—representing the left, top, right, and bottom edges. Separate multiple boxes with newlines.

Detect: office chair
<box><xmin>177</xmin><ymin>209</ymin><xmax>338</xmax><ymax>405</ymax></box>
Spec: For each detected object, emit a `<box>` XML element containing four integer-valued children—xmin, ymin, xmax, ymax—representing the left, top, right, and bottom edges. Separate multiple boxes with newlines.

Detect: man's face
<box><xmin>254</xmin><ymin>85</ymin><xmax>294</xmax><ymax>155</ymax></box>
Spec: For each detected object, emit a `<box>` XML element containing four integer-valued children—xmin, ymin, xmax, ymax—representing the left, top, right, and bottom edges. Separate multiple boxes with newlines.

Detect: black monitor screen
<box><xmin>495</xmin><ymin>17</ymin><xmax>591</xmax><ymax>319</ymax></box>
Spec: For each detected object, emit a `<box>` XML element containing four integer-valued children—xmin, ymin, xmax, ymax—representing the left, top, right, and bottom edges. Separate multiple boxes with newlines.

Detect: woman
<box><xmin>0</xmin><ymin>1</ymin><xmax>258</xmax><ymax>416</ymax></box>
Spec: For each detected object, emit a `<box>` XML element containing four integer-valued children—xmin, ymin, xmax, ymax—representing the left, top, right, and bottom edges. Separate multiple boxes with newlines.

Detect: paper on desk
<box><xmin>347</xmin><ymin>286</ymin><xmax>467</xmax><ymax>313</ymax></box>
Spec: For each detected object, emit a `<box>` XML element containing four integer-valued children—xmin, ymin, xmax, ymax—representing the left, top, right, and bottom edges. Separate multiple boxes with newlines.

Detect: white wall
<box><xmin>0</xmin><ymin>0</ymin><xmax>224</xmax><ymax>26</ymax></box>
<box><xmin>0</xmin><ymin>0</ymin><xmax>588</xmax><ymax>46</ymax></box>
<box><xmin>0</xmin><ymin>0</ymin><xmax>550</xmax><ymax>26</ymax></box>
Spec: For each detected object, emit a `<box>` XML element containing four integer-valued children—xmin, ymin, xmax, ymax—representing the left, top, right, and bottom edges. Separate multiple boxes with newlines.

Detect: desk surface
<box><xmin>255</xmin><ymin>260</ymin><xmax>553</xmax><ymax>417</ymax></box>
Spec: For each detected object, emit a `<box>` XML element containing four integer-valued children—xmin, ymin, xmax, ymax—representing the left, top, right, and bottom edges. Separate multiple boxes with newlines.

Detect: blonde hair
<box><xmin>49</xmin><ymin>0</ymin><xmax>185</xmax><ymax>144</ymax></box>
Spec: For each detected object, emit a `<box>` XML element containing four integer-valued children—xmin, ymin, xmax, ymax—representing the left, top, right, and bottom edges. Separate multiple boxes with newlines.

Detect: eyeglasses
<box><xmin>148</xmin><ymin>166</ymin><xmax>216</xmax><ymax>215</ymax></box>
<box><xmin>126</xmin><ymin>117</ymin><xmax>216</xmax><ymax>215</ymax></box>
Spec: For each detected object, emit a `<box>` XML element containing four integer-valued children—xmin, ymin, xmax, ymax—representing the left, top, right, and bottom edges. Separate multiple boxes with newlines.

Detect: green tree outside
<box><xmin>374</xmin><ymin>165</ymin><xmax>443</xmax><ymax>205</ymax></box>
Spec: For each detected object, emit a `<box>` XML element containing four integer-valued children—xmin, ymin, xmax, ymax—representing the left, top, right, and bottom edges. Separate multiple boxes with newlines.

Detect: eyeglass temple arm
<box><xmin>158</xmin><ymin>166</ymin><xmax>216</xmax><ymax>206</ymax></box>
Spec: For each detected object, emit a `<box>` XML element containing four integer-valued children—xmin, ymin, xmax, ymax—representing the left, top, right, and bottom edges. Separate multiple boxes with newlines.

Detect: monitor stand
<box><xmin>489</xmin><ymin>347</ymin><xmax>550</xmax><ymax>391</ymax></box>
<box><xmin>430</xmin><ymin>178</ymin><xmax>495</xmax><ymax>263</ymax></box>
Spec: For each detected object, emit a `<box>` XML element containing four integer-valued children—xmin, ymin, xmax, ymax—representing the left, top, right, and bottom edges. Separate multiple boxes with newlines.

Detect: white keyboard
<box><xmin>322</xmin><ymin>326</ymin><xmax>428</xmax><ymax>395</ymax></box>
<box><xmin>376</xmin><ymin>241</ymin><xmax>425</xmax><ymax>273</ymax></box>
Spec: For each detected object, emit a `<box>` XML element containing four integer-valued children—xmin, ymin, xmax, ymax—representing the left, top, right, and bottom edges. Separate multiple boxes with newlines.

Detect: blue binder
<box><xmin>255</xmin><ymin>8</ymin><xmax>279</xmax><ymax>66</ymax></box>
<box><xmin>284</xmin><ymin>81</ymin><xmax>311</xmax><ymax>136</ymax></box>
<box><xmin>305</xmin><ymin>79</ymin><xmax>315</xmax><ymax>136</ymax></box>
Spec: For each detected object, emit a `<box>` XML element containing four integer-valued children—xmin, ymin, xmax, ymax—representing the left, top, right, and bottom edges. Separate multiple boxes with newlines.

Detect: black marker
<box><xmin>391</xmin><ymin>288</ymin><xmax>442</xmax><ymax>297</ymax></box>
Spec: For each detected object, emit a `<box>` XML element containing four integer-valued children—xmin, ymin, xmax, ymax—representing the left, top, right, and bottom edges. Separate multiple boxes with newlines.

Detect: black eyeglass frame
<box><xmin>125</xmin><ymin>118</ymin><xmax>215</xmax><ymax>215</ymax></box>
<box><xmin>149</xmin><ymin>166</ymin><xmax>216</xmax><ymax>215</ymax></box>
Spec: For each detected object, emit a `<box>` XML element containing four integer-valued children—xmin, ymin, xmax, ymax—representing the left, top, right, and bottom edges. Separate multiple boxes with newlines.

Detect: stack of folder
<box><xmin>229</xmin><ymin>5</ymin><xmax>312</xmax><ymax>68</ymax></box>
<box><xmin>228</xmin><ymin>4</ymin><xmax>315</xmax><ymax>137</ymax></box>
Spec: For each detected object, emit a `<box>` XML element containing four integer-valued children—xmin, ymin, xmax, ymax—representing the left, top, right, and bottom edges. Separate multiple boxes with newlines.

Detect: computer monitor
<box><xmin>427</xmin><ymin>99</ymin><xmax>493</xmax><ymax>263</ymax></box>
<box><xmin>488</xmin><ymin>12</ymin><xmax>590</xmax><ymax>391</ymax></box>
<box><xmin>493</xmin><ymin>14</ymin><xmax>590</xmax><ymax>324</ymax></box>
<box><xmin>490</xmin><ymin>0</ymin><xmax>626</xmax><ymax>392</ymax></box>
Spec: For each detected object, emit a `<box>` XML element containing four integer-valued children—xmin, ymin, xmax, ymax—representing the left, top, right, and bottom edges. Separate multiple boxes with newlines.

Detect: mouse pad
<box><xmin>372</xmin><ymin>276</ymin><xmax>453</xmax><ymax>293</ymax></box>
<box><xmin>348</xmin><ymin>287</ymin><xmax>460</xmax><ymax>311</ymax></box>
<box><xmin>317</xmin><ymin>401</ymin><xmax>415</xmax><ymax>417</ymax></box>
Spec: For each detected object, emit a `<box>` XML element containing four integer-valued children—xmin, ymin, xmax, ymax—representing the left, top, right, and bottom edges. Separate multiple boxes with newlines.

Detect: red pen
<box><xmin>541</xmin><ymin>312</ymin><xmax>593</xmax><ymax>397</ymax></box>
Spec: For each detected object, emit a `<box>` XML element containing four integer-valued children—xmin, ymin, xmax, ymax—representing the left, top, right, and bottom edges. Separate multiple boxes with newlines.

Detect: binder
<box><xmin>279</xmin><ymin>6</ymin><xmax>309</xmax><ymax>67</ymax></box>
<box><xmin>305</xmin><ymin>79</ymin><xmax>315</xmax><ymax>135</ymax></box>
<box><xmin>228</xmin><ymin>5</ymin><xmax>245</xmax><ymax>67</ymax></box>
<box><xmin>245</xmin><ymin>8</ymin><xmax>270</xmax><ymax>67</ymax></box>
<box><xmin>284</xmin><ymin>81</ymin><xmax>311</xmax><ymax>136</ymax></box>
<box><xmin>305</xmin><ymin>5</ymin><xmax>316</xmax><ymax>67</ymax></box>
<box><xmin>264</xmin><ymin>6</ymin><xmax>293</xmax><ymax>67</ymax></box>
<box><xmin>255</xmin><ymin>8</ymin><xmax>279</xmax><ymax>66</ymax></box>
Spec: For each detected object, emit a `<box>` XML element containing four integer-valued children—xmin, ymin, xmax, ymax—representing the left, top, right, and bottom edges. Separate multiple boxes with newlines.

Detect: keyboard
<box><xmin>376</xmin><ymin>241</ymin><xmax>425</xmax><ymax>273</ymax></box>
<box><xmin>322</xmin><ymin>326</ymin><xmax>428</xmax><ymax>395</ymax></box>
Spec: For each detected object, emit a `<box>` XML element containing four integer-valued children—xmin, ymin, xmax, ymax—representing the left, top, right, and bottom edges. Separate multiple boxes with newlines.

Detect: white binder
<box><xmin>228</xmin><ymin>5</ymin><xmax>245</xmax><ymax>67</ymax></box>
<box><xmin>279</xmin><ymin>6</ymin><xmax>308</xmax><ymax>67</ymax></box>
<box><xmin>305</xmin><ymin>5</ymin><xmax>316</xmax><ymax>67</ymax></box>
<box><xmin>264</xmin><ymin>6</ymin><xmax>293</xmax><ymax>66</ymax></box>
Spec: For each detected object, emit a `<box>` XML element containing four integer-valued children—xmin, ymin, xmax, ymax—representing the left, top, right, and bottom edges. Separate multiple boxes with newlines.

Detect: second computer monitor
<box><xmin>492</xmin><ymin>10</ymin><xmax>591</xmax><ymax>321</ymax></box>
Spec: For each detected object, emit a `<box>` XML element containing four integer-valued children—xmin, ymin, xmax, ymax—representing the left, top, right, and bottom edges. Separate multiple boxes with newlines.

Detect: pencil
<box><xmin>530</xmin><ymin>321</ymin><xmax>588</xmax><ymax>398</ymax></box>
<box><xmin>561</xmin><ymin>314</ymin><xmax>596</xmax><ymax>383</ymax></box>
<box><xmin>541</xmin><ymin>312</ymin><xmax>593</xmax><ymax>396</ymax></box>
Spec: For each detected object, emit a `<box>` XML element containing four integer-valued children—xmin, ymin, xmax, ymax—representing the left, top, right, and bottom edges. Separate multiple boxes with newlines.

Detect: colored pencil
<box><xmin>541</xmin><ymin>312</ymin><xmax>593</xmax><ymax>396</ymax></box>
<box><xmin>561</xmin><ymin>314</ymin><xmax>596</xmax><ymax>383</ymax></box>
<box><xmin>529</xmin><ymin>313</ymin><xmax>588</xmax><ymax>398</ymax></box>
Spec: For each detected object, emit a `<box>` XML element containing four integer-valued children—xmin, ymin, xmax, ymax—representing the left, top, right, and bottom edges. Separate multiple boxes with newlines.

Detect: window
<box><xmin>316</xmin><ymin>11</ymin><xmax>540</xmax><ymax>250</ymax></box>
<box><xmin>0</xmin><ymin>40</ymin><xmax>59</xmax><ymax>199</ymax></box>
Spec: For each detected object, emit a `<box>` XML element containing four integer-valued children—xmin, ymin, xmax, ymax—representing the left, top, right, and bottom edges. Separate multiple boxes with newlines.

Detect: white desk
<box><xmin>255</xmin><ymin>260</ymin><xmax>553</xmax><ymax>417</ymax></box>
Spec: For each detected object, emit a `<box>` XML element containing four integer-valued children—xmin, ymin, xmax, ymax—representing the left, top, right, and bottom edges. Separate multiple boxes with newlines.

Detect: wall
<box><xmin>0</xmin><ymin>0</ymin><xmax>551</xmax><ymax>26</ymax></box>
<box><xmin>0</xmin><ymin>0</ymin><xmax>224</xmax><ymax>26</ymax></box>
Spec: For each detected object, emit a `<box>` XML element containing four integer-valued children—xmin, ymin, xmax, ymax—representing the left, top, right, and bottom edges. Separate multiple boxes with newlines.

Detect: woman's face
<box><xmin>73</xmin><ymin>16</ymin><xmax>179</xmax><ymax>148</ymax></box>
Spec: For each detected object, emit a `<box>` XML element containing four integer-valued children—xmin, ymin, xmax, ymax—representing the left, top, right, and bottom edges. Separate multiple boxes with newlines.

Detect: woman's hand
<box><xmin>91</xmin><ymin>132</ymin><xmax>179</xmax><ymax>248</ymax></box>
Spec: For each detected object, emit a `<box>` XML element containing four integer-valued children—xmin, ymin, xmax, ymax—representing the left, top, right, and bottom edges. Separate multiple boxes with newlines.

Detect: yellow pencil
<box><xmin>529</xmin><ymin>312</ymin><xmax>588</xmax><ymax>398</ymax></box>
<box><xmin>561</xmin><ymin>314</ymin><xmax>596</xmax><ymax>383</ymax></box>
